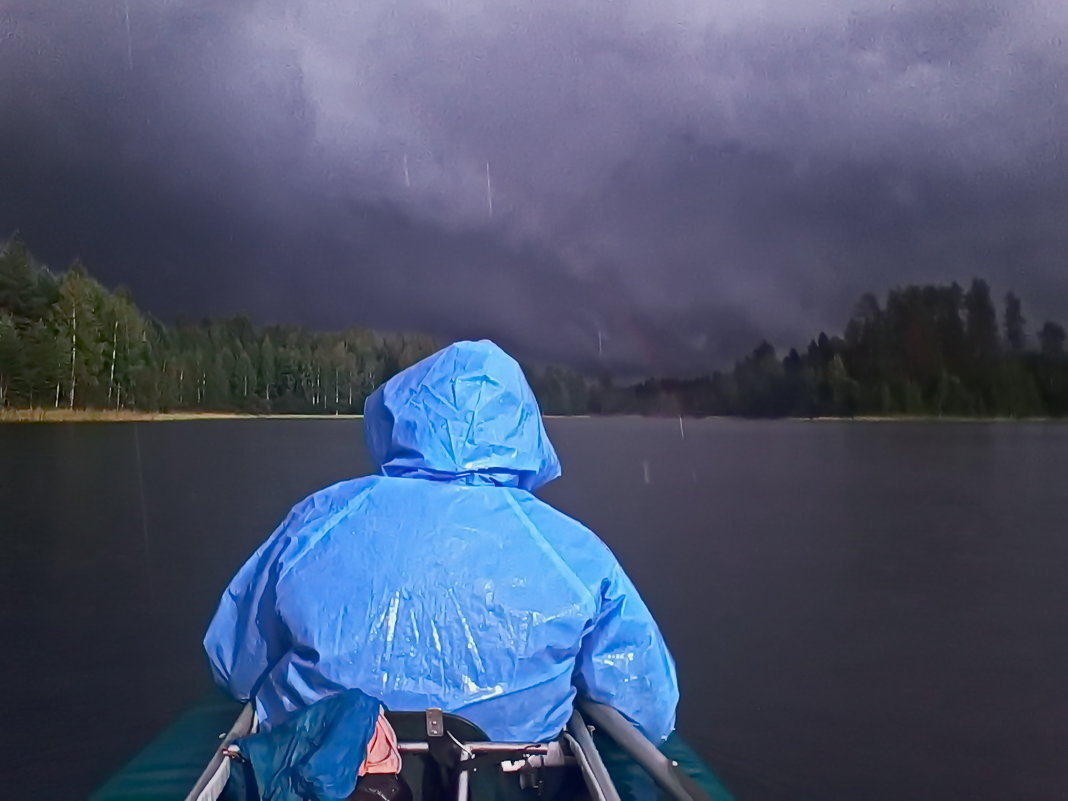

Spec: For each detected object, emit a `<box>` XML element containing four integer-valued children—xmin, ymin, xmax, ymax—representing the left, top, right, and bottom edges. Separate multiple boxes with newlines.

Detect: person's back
<box><xmin>205</xmin><ymin>339</ymin><xmax>678</xmax><ymax>744</ymax></box>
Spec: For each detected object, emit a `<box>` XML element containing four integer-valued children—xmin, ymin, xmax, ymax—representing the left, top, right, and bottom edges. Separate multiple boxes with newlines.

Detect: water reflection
<box><xmin>2</xmin><ymin>419</ymin><xmax>1067</xmax><ymax>800</ymax></box>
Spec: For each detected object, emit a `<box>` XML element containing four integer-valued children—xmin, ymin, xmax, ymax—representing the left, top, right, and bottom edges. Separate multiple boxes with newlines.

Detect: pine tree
<box><xmin>1038</xmin><ymin>322</ymin><xmax>1066</xmax><ymax>358</ymax></box>
<box><xmin>0</xmin><ymin>311</ymin><xmax>18</xmax><ymax>406</ymax></box>
<box><xmin>1004</xmin><ymin>292</ymin><xmax>1026</xmax><ymax>352</ymax></box>
<box><xmin>259</xmin><ymin>336</ymin><xmax>277</xmax><ymax>406</ymax></box>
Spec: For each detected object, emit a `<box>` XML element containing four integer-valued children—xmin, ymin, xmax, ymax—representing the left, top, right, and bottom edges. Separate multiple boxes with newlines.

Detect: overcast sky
<box><xmin>2</xmin><ymin>0</ymin><xmax>1067</xmax><ymax>373</ymax></box>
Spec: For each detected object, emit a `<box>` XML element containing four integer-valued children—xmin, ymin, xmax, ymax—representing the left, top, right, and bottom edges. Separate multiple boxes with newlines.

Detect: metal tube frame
<box><xmin>183</xmin><ymin>703</ymin><xmax>255</xmax><ymax>801</ymax></box>
<box><xmin>577</xmin><ymin>699</ymin><xmax>713</xmax><ymax>801</ymax></box>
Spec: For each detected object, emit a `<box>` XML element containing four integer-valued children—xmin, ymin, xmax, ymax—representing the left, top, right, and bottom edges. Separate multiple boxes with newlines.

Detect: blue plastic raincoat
<box><xmin>204</xmin><ymin>340</ymin><xmax>678</xmax><ymax>744</ymax></box>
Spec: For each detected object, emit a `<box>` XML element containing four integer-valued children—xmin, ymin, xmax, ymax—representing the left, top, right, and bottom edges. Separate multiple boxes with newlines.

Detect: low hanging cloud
<box><xmin>2</xmin><ymin>0</ymin><xmax>1067</xmax><ymax>373</ymax></box>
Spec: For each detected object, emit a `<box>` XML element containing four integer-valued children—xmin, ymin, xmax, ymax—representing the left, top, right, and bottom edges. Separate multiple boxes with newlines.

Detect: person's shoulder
<box><xmin>271</xmin><ymin>476</ymin><xmax>384</xmax><ymax>568</ymax></box>
<box><xmin>285</xmin><ymin>475</ymin><xmax>382</xmax><ymax>524</ymax></box>
<box><xmin>506</xmin><ymin>490</ymin><xmax>611</xmax><ymax>552</ymax></box>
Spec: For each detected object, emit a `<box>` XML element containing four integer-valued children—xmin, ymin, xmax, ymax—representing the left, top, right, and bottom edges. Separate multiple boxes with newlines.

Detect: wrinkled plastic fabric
<box><xmin>238</xmin><ymin>689</ymin><xmax>380</xmax><ymax>801</ymax></box>
<box><xmin>205</xmin><ymin>340</ymin><xmax>679</xmax><ymax>744</ymax></box>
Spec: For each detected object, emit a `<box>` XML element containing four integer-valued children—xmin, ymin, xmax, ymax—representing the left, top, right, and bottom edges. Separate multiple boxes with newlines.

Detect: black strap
<box><xmin>425</xmin><ymin>708</ymin><xmax>466</xmax><ymax>770</ymax></box>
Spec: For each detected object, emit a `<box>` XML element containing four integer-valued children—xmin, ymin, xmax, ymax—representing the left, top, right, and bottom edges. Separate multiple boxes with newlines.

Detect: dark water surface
<box><xmin>2</xmin><ymin>419</ymin><xmax>1067</xmax><ymax>800</ymax></box>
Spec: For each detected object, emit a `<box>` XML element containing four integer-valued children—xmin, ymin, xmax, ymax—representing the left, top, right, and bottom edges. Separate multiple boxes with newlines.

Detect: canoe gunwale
<box><xmin>562</xmin><ymin>707</ymin><xmax>620</xmax><ymax>801</ymax></box>
<box><xmin>578</xmin><ymin>700</ymin><xmax>712</xmax><ymax>801</ymax></box>
<box><xmin>183</xmin><ymin>703</ymin><xmax>255</xmax><ymax>801</ymax></box>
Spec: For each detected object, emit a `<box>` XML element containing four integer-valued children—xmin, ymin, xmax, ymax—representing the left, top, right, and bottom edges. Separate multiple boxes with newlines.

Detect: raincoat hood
<box><xmin>364</xmin><ymin>340</ymin><xmax>561</xmax><ymax>491</ymax></box>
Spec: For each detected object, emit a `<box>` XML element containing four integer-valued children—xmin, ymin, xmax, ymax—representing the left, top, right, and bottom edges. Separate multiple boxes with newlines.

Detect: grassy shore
<box><xmin>0</xmin><ymin>408</ymin><xmax>366</xmax><ymax>422</ymax></box>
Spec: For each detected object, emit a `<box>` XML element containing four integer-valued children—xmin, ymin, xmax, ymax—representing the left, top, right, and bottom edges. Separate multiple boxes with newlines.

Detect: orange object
<box><xmin>358</xmin><ymin>708</ymin><xmax>402</xmax><ymax>776</ymax></box>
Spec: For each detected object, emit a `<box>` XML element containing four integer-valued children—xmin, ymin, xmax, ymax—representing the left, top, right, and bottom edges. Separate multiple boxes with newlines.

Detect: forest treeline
<box><xmin>0</xmin><ymin>238</ymin><xmax>444</xmax><ymax>414</ymax></box>
<box><xmin>1</xmin><ymin>237</ymin><xmax>1066</xmax><ymax>417</ymax></box>
<box><xmin>605</xmin><ymin>283</ymin><xmax>1068</xmax><ymax>418</ymax></box>
<box><xmin>0</xmin><ymin>238</ymin><xmax>596</xmax><ymax>415</ymax></box>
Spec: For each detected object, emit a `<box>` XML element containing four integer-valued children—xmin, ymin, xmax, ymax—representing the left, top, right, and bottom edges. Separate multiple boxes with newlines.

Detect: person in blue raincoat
<box><xmin>204</xmin><ymin>339</ymin><xmax>679</xmax><ymax>748</ymax></box>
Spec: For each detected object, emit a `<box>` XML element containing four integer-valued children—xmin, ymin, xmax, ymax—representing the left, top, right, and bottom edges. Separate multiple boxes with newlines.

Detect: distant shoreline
<box><xmin>0</xmin><ymin>408</ymin><xmax>1058</xmax><ymax>423</ymax></box>
<box><xmin>0</xmin><ymin>409</ymin><xmax>366</xmax><ymax>423</ymax></box>
<box><xmin>807</xmin><ymin>414</ymin><xmax>1056</xmax><ymax>423</ymax></box>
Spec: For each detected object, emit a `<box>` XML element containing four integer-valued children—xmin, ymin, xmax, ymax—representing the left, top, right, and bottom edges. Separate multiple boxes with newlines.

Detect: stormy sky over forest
<box><xmin>2</xmin><ymin>0</ymin><xmax>1067</xmax><ymax>373</ymax></box>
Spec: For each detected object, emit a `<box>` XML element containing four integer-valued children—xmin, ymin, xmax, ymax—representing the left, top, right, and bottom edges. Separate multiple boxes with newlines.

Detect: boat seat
<box><xmin>219</xmin><ymin>708</ymin><xmax>597</xmax><ymax>801</ymax></box>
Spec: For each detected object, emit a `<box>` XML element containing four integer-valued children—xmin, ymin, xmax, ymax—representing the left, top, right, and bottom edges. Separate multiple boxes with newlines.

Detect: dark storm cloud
<box><xmin>2</xmin><ymin>0</ymin><xmax>1067</xmax><ymax>373</ymax></box>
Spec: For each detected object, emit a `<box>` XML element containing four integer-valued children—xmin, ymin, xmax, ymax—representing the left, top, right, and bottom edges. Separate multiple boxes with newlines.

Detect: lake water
<box><xmin>1</xmin><ymin>418</ymin><xmax>1067</xmax><ymax>800</ymax></box>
